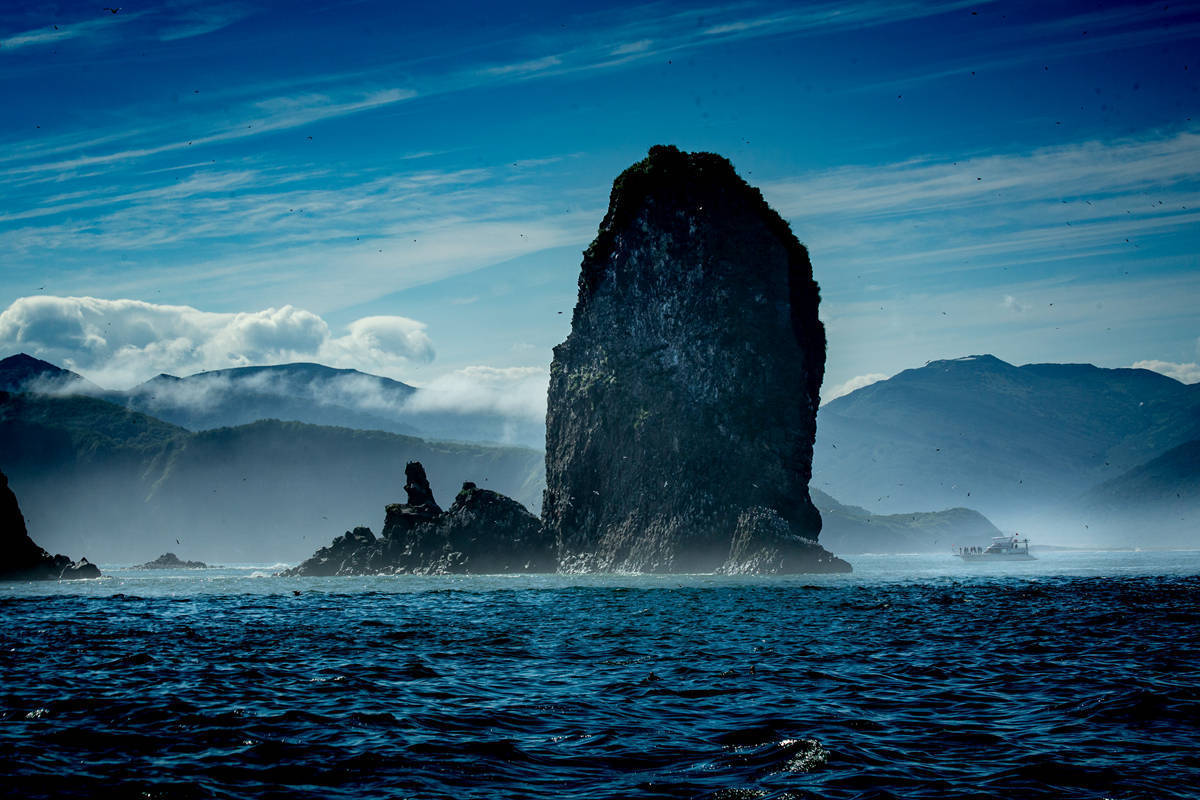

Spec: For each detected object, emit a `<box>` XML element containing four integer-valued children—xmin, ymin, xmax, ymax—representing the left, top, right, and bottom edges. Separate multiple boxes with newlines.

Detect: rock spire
<box><xmin>542</xmin><ymin>145</ymin><xmax>849</xmax><ymax>573</ymax></box>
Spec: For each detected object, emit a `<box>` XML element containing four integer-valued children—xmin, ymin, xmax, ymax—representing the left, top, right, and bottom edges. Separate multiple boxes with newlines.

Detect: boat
<box><xmin>955</xmin><ymin>533</ymin><xmax>1035</xmax><ymax>561</ymax></box>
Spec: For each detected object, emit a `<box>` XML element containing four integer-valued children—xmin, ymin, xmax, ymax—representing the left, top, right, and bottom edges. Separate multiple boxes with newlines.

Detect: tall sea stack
<box><xmin>543</xmin><ymin>145</ymin><xmax>849</xmax><ymax>573</ymax></box>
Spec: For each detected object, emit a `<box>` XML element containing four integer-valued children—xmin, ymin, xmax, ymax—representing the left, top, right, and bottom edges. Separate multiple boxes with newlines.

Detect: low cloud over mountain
<box><xmin>0</xmin><ymin>296</ymin><xmax>433</xmax><ymax>389</ymax></box>
<box><xmin>1</xmin><ymin>352</ymin><xmax>546</xmax><ymax>449</ymax></box>
<box><xmin>405</xmin><ymin>366</ymin><xmax>548</xmax><ymax>422</ymax></box>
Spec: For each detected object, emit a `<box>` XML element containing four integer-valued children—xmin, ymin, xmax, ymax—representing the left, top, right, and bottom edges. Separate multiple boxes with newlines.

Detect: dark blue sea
<box><xmin>2</xmin><ymin>552</ymin><xmax>1198</xmax><ymax>799</ymax></box>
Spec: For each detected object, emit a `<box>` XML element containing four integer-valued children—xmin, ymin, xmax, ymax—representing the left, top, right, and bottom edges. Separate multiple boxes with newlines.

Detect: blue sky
<box><xmin>1</xmin><ymin>0</ymin><xmax>1197</xmax><ymax>412</ymax></box>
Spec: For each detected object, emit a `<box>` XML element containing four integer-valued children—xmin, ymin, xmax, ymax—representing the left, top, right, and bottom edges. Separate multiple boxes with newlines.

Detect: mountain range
<box><xmin>0</xmin><ymin>386</ymin><xmax>544</xmax><ymax>564</ymax></box>
<box><xmin>0</xmin><ymin>354</ymin><xmax>543</xmax><ymax>449</ymax></box>
<box><xmin>1075</xmin><ymin>439</ymin><xmax>1200</xmax><ymax>547</ymax></box>
<box><xmin>813</xmin><ymin>354</ymin><xmax>1200</xmax><ymax>545</ymax></box>
<box><xmin>812</xmin><ymin>489</ymin><xmax>1000</xmax><ymax>554</ymax></box>
<box><xmin>4</xmin><ymin>351</ymin><xmax>1196</xmax><ymax>561</ymax></box>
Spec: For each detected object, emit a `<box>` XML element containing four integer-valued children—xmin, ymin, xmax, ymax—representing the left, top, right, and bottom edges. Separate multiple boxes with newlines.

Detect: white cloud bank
<box><xmin>821</xmin><ymin>373</ymin><xmax>890</xmax><ymax>405</ymax></box>
<box><xmin>405</xmin><ymin>366</ymin><xmax>549</xmax><ymax>422</ymax></box>
<box><xmin>0</xmin><ymin>296</ymin><xmax>433</xmax><ymax>388</ymax></box>
<box><xmin>1131</xmin><ymin>360</ymin><xmax>1200</xmax><ymax>385</ymax></box>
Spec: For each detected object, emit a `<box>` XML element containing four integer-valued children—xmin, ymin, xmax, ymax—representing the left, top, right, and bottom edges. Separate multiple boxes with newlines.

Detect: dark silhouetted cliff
<box><xmin>543</xmin><ymin>145</ymin><xmax>848</xmax><ymax>574</ymax></box>
<box><xmin>0</xmin><ymin>467</ymin><xmax>100</xmax><ymax>581</ymax></box>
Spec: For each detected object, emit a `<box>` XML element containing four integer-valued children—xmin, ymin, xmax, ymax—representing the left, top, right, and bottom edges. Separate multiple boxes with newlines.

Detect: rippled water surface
<box><xmin>3</xmin><ymin>552</ymin><xmax>1199</xmax><ymax>799</ymax></box>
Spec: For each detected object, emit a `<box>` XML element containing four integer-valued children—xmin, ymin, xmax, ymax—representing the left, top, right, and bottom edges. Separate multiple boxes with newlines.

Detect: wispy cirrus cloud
<box><xmin>463</xmin><ymin>0</ymin><xmax>997</xmax><ymax>87</ymax></box>
<box><xmin>610</xmin><ymin>39</ymin><xmax>653</xmax><ymax>56</ymax></box>
<box><xmin>0</xmin><ymin>149</ymin><xmax>600</xmax><ymax>314</ymax></box>
<box><xmin>845</xmin><ymin>3</ymin><xmax>1200</xmax><ymax>94</ymax></box>
<box><xmin>157</xmin><ymin>2</ymin><xmax>254</xmax><ymax>40</ymax></box>
<box><xmin>1021</xmin><ymin>2</ymin><xmax>1200</xmax><ymax>40</ymax></box>
<box><xmin>4</xmin><ymin>0</ymin><xmax>1186</xmax><ymax>188</ymax></box>
<box><xmin>762</xmin><ymin>129</ymin><xmax>1200</xmax><ymax>287</ymax></box>
<box><xmin>0</xmin><ymin>1</ymin><xmax>997</xmax><ymax>183</ymax></box>
<box><xmin>480</xmin><ymin>55</ymin><xmax>562</xmax><ymax>77</ymax></box>
<box><xmin>0</xmin><ymin>12</ymin><xmax>141</xmax><ymax>51</ymax></box>
<box><xmin>0</xmin><ymin>169</ymin><xmax>262</xmax><ymax>223</ymax></box>
<box><xmin>0</xmin><ymin>2</ymin><xmax>252</xmax><ymax>52</ymax></box>
<box><xmin>766</xmin><ymin>131</ymin><xmax>1200</xmax><ymax>219</ymax></box>
<box><xmin>702</xmin><ymin>15</ymin><xmax>787</xmax><ymax>36</ymax></box>
<box><xmin>0</xmin><ymin>88</ymin><xmax>415</xmax><ymax>178</ymax></box>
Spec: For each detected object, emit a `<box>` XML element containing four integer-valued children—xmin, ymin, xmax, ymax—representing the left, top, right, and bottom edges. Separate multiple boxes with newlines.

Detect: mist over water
<box><xmin>3</xmin><ymin>551</ymin><xmax>1198</xmax><ymax>799</ymax></box>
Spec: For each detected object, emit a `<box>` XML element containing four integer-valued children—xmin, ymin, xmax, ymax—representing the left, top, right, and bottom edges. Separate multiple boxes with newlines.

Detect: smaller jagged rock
<box><xmin>721</xmin><ymin>507</ymin><xmax>851</xmax><ymax>575</ymax></box>
<box><xmin>57</xmin><ymin>556</ymin><xmax>101</xmax><ymax>580</ymax></box>
<box><xmin>380</xmin><ymin>480</ymin><xmax>551</xmax><ymax>574</ymax></box>
<box><xmin>135</xmin><ymin>552</ymin><xmax>208</xmax><ymax>569</ymax></box>
<box><xmin>1</xmin><ymin>468</ymin><xmax>101</xmax><ymax>581</ymax></box>
<box><xmin>281</xmin><ymin>527</ymin><xmax>377</xmax><ymax>577</ymax></box>
<box><xmin>283</xmin><ymin>465</ymin><xmax>553</xmax><ymax>576</ymax></box>
<box><xmin>372</xmin><ymin>462</ymin><xmax>445</xmax><ymax>558</ymax></box>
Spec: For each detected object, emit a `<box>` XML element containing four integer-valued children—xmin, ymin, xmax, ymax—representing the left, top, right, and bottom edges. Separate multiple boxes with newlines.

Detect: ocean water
<box><xmin>2</xmin><ymin>551</ymin><xmax>1198</xmax><ymax>799</ymax></box>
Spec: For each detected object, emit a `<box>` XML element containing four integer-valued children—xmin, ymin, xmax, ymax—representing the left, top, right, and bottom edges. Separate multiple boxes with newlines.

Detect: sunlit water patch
<box><xmin>2</xmin><ymin>552</ymin><xmax>1198</xmax><ymax>799</ymax></box>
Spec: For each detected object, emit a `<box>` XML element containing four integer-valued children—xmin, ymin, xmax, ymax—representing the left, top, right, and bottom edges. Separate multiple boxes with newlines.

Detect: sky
<box><xmin>1</xmin><ymin>0</ymin><xmax>1198</xmax><ymax>413</ymax></box>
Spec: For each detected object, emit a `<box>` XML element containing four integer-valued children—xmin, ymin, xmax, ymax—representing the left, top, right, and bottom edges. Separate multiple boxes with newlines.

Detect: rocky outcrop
<box><xmin>282</xmin><ymin>526</ymin><xmax>382</xmax><ymax>577</ymax></box>
<box><xmin>543</xmin><ymin>145</ymin><xmax>849</xmax><ymax>574</ymax></box>
<box><xmin>1</xmin><ymin>468</ymin><xmax>101</xmax><ymax>581</ymax></box>
<box><xmin>384</xmin><ymin>482</ymin><xmax>555</xmax><ymax>574</ymax></box>
<box><xmin>282</xmin><ymin>462</ymin><xmax>552</xmax><ymax>576</ymax></box>
<box><xmin>721</xmin><ymin>507</ymin><xmax>849</xmax><ymax>574</ymax></box>
<box><xmin>135</xmin><ymin>552</ymin><xmax>208</xmax><ymax>569</ymax></box>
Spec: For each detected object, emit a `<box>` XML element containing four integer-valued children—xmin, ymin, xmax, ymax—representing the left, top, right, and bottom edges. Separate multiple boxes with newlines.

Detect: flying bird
<box><xmin>104</xmin><ymin>7</ymin><xmax>120</xmax><ymax>13</ymax></box>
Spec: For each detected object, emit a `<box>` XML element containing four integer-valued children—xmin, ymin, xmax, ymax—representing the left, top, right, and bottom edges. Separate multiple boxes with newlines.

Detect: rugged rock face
<box><xmin>282</xmin><ymin>463</ymin><xmax>553</xmax><ymax>576</ymax></box>
<box><xmin>282</xmin><ymin>526</ymin><xmax>381</xmax><ymax>577</ymax></box>
<box><xmin>721</xmin><ymin>507</ymin><xmax>849</xmax><ymax>574</ymax></box>
<box><xmin>544</xmin><ymin>145</ymin><xmax>849</xmax><ymax>574</ymax></box>
<box><xmin>1</xmin><ymin>468</ymin><xmax>101</xmax><ymax>581</ymax></box>
<box><xmin>135</xmin><ymin>552</ymin><xmax>208</xmax><ymax>569</ymax></box>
